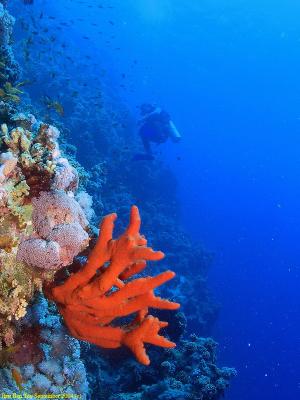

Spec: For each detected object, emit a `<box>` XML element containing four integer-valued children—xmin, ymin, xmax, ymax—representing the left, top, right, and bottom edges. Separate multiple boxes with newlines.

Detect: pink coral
<box><xmin>48</xmin><ymin>223</ymin><xmax>89</xmax><ymax>266</ymax></box>
<box><xmin>17</xmin><ymin>239</ymin><xmax>61</xmax><ymax>270</ymax></box>
<box><xmin>31</xmin><ymin>190</ymin><xmax>87</xmax><ymax>238</ymax></box>
<box><xmin>76</xmin><ymin>191</ymin><xmax>94</xmax><ymax>221</ymax></box>
<box><xmin>17</xmin><ymin>190</ymin><xmax>89</xmax><ymax>271</ymax></box>
<box><xmin>52</xmin><ymin>158</ymin><xmax>79</xmax><ymax>192</ymax></box>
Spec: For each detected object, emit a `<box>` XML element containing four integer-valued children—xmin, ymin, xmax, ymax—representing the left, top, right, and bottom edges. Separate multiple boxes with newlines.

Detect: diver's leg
<box><xmin>142</xmin><ymin>136</ymin><xmax>152</xmax><ymax>155</ymax></box>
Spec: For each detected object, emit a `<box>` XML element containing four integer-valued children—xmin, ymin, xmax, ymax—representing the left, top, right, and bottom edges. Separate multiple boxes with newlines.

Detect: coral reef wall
<box><xmin>0</xmin><ymin>3</ymin><xmax>90</xmax><ymax>395</ymax></box>
<box><xmin>0</xmin><ymin>2</ymin><xmax>235</xmax><ymax>399</ymax></box>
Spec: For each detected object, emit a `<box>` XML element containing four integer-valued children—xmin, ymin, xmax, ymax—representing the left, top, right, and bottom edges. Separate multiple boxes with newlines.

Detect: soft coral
<box><xmin>48</xmin><ymin>206</ymin><xmax>180</xmax><ymax>365</ymax></box>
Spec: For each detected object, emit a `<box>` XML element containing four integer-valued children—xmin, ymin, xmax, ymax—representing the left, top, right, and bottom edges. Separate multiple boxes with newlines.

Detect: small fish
<box><xmin>23</xmin><ymin>0</ymin><xmax>34</xmax><ymax>4</ymax></box>
<box><xmin>43</xmin><ymin>96</ymin><xmax>64</xmax><ymax>116</ymax></box>
<box><xmin>52</xmin><ymin>102</ymin><xmax>64</xmax><ymax>116</ymax></box>
<box><xmin>108</xmin><ymin>20</ymin><xmax>115</xmax><ymax>25</ymax></box>
<box><xmin>11</xmin><ymin>368</ymin><xmax>24</xmax><ymax>391</ymax></box>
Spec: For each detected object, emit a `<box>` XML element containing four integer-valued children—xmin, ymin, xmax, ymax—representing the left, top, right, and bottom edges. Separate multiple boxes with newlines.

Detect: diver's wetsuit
<box><xmin>139</xmin><ymin>110</ymin><xmax>170</xmax><ymax>155</ymax></box>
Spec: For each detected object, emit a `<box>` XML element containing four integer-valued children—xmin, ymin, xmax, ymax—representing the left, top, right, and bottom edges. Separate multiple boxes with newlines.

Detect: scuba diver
<box><xmin>134</xmin><ymin>103</ymin><xmax>181</xmax><ymax>161</ymax></box>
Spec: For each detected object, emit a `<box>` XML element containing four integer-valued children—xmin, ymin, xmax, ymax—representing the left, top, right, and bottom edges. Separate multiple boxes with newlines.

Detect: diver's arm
<box><xmin>138</xmin><ymin>108</ymin><xmax>162</xmax><ymax>125</ymax></box>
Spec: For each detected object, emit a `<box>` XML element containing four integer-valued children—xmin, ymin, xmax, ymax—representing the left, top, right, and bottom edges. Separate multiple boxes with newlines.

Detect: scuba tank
<box><xmin>168</xmin><ymin>120</ymin><xmax>181</xmax><ymax>142</ymax></box>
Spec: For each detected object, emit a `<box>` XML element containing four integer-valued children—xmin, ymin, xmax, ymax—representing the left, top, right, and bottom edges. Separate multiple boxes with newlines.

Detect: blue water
<box><xmin>12</xmin><ymin>0</ymin><xmax>300</xmax><ymax>398</ymax></box>
<box><xmin>104</xmin><ymin>2</ymin><xmax>300</xmax><ymax>398</ymax></box>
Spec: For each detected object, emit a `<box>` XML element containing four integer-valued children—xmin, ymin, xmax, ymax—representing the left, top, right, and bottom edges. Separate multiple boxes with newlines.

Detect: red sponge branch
<box><xmin>48</xmin><ymin>205</ymin><xmax>180</xmax><ymax>365</ymax></box>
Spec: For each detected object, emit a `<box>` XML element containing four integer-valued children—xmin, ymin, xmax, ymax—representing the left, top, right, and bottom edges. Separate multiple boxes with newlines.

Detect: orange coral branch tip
<box><xmin>126</xmin><ymin>205</ymin><xmax>141</xmax><ymax>236</ymax></box>
<box><xmin>123</xmin><ymin>316</ymin><xmax>176</xmax><ymax>365</ymax></box>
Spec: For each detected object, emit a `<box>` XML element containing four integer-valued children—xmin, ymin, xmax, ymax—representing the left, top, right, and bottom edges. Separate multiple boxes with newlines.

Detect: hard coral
<box><xmin>48</xmin><ymin>205</ymin><xmax>180</xmax><ymax>365</ymax></box>
<box><xmin>85</xmin><ymin>334</ymin><xmax>236</xmax><ymax>400</ymax></box>
<box><xmin>31</xmin><ymin>190</ymin><xmax>87</xmax><ymax>238</ymax></box>
<box><xmin>1</xmin><ymin>294</ymin><xmax>89</xmax><ymax>397</ymax></box>
<box><xmin>0</xmin><ymin>82</ymin><xmax>23</xmax><ymax>103</ymax></box>
<box><xmin>0</xmin><ymin>114</ymin><xmax>90</xmax><ymax>345</ymax></box>
<box><xmin>17</xmin><ymin>190</ymin><xmax>89</xmax><ymax>271</ymax></box>
<box><xmin>0</xmin><ymin>122</ymin><xmax>78</xmax><ymax>198</ymax></box>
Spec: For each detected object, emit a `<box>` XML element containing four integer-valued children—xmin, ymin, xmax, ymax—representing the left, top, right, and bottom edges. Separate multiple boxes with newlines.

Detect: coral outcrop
<box><xmin>48</xmin><ymin>205</ymin><xmax>180</xmax><ymax>365</ymax></box>
<box><xmin>0</xmin><ymin>295</ymin><xmax>89</xmax><ymax>398</ymax></box>
<box><xmin>84</xmin><ymin>333</ymin><xmax>236</xmax><ymax>400</ymax></box>
<box><xmin>0</xmin><ymin>114</ymin><xmax>89</xmax><ymax>350</ymax></box>
<box><xmin>17</xmin><ymin>190</ymin><xmax>89</xmax><ymax>270</ymax></box>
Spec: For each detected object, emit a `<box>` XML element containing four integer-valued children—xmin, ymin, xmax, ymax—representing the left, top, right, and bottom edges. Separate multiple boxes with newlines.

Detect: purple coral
<box><xmin>48</xmin><ymin>223</ymin><xmax>89</xmax><ymax>267</ymax></box>
<box><xmin>17</xmin><ymin>239</ymin><xmax>61</xmax><ymax>270</ymax></box>
<box><xmin>52</xmin><ymin>158</ymin><xmax>79</xmax><ymax>192</ymax></box>
<box><xmin>17</xmin><ymin>190</ymin><xmax>89</xmax><ymax>271</ymax></box>
<box><xmin>32</xmin><ymin>190</ymin><xmax>87</xmax><ymax>238</ymax></box>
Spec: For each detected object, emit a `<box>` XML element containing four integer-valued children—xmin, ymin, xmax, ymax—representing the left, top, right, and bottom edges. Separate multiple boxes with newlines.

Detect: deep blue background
<box><xmin>17</xmin><ymin>0</ymin><xmax>300</xmax><ymax>398</ymax></box>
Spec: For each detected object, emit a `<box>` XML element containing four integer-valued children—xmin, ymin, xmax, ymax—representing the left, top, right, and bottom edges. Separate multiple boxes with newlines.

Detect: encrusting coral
<box><xmin>48</xmin><ymin>205</ymin><xmax>180</xmax><ymax>365</ymax></box>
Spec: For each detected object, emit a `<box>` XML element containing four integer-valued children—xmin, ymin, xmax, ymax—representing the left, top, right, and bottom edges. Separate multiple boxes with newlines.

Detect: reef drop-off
<box><xmin>0</xmin><ymin>2</ymin><xmax>236</xmax><ymax>398</ymax></box>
